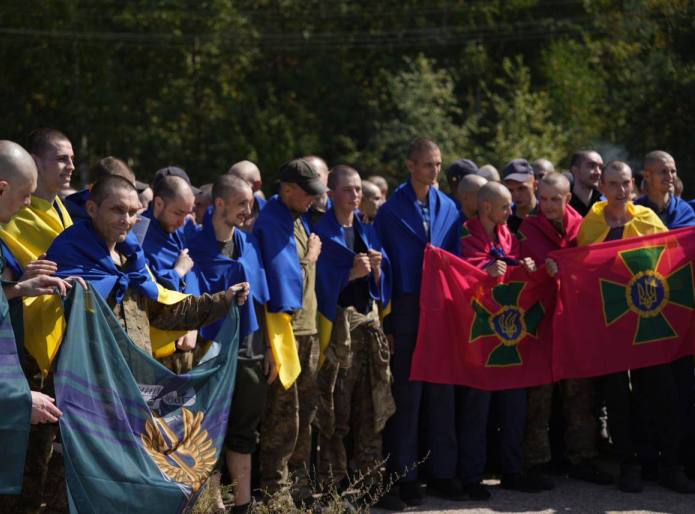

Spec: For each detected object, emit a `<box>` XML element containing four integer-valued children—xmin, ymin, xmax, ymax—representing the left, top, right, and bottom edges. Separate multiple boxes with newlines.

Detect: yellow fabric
<box><xmin>264</xmin><ymin>308</ymin><xmax>301</xmax><ymax>389</ymax></box>
<box><xmin>318</xmin><ymin>313</ymin><xmax>333</xmax><ymax>367</ymax></box>
<box><xmin>150</xmin><ymin>281</ymin><xmax>189</xmax><ymax>359</ymax></box>
<box><xmin>0</xmin><ymin>196</ymin><xmax>73</xmax><ymax>374</ymax></box>
<box><xmin>380</xmin><ymin>300</ymin><xmax>392</xmax><ymax>323</ymax></box>
<box><xmin>0</xmin><ymin>195</ymin><xmax>72</xmax><ymax>269</ymax></box>
<box><xmin>577</xmin><ymin>201</ymin><xmax>667</xmax><ymax>246</ymax></box>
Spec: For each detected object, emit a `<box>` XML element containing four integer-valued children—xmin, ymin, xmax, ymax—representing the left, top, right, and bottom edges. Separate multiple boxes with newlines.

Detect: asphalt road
<box><xmin>373</xmin><ymin>476</ymin><xmax>694</xmax><ymax>514</ymax></box>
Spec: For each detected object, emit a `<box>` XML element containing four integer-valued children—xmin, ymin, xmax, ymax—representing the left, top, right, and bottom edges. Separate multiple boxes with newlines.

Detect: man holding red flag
<box><xmin>518</xmin><ymin>173</ymin><xmax>612</xmax><ymax>490</ymax></box>
<box><xmin>550</xmin><ymin>161</ymin><xmax>695</xmax><ymax>493</ymax></box>
<box><xmin>457</xmin><ymin>182</ymin><xmax>538</xmax><ymax>499</ymax></box>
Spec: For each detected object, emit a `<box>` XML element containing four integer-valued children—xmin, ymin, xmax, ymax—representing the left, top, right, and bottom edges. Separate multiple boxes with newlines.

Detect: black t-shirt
<box><xmin>508</xmin><ymin>204</ymin><xmax>539</xmax><ymax>235</ymax></box>
<box><xmin>337</xmin><ymin>226</ymin><xmax>373</xmax><ymax>315</ymax></box>
<box><xmin>604</xmin><ymin>226</ymin><xmax>625</xmax><ymax>242</ymax></box>
<box><xmin>570</xmin><ymin>188</ymin><xmax>602</xmax><ymax>217</ymax></box>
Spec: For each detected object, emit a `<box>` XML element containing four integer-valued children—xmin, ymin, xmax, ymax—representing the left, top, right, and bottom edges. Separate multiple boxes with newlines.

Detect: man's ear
<box><xmin>405</xmin><ymin>158</ymin><xmax>415</xmax><ymax>174</ymax></box>
<box><xmin>85</xmin><ymin>199</ymin><xmax>98</xmax><ymax>219</ymax></box>
<box><xmin>0</xmin><ymin>179</ymin><xmax>8</xmax><ymax>197</ymax></box>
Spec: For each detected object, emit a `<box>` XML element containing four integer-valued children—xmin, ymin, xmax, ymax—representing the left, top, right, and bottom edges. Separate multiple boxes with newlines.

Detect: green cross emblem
<box><xmin>600</xmin><ymin>245</ymin><xmax>694</xmax><ymax>344</ymax></box>
<box><xmin>470</xmin><ymin>281</ymin><xmax>545</xmax><ymax>367</ymax></box>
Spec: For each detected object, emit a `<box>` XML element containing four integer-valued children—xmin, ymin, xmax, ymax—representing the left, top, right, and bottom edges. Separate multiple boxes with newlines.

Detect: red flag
<box><xmin>410</xmin><ymin>245</ymin><xmax>556</xmax><ymax>390</ymax></box>
<box><xmin>550</xmin><ymin>227</ymin><xmax>695</xmax><ymax>379</ymax></box>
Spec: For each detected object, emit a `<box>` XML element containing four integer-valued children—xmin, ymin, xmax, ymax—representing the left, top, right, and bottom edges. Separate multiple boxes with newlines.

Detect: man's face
<box><xmin>407</xmin><ymin>148</ymin><xmax>442</xmax><ymax>188</ymax></box>
<box><xmin>88</xmin><ymin>188</ymin><xmax>141</xmax><ymax>246</ymax></box>
<box><xmin>538</xmin><ymin>183</ymin><xmax>571</xmax><ymax>222</ymax></box>
<box><xmin>482</xmin><ymin>192</ymin><xmax>513</xmax><ymax>226</ymax></box>
<box><xmin>644</xmin><ymin>157</ymin><xmax>677</xmax><ymax>196</ymax></box>
<box><xmin>360</xmin><ymin>191</ymin><xmax>382</xmax><ymax>220</ymax></box>
<box><xmin>0</xmin><ymin>174</ymin><xmax>37</xmax><ymax>224</ymax></box>
<box><xmin>504</xmin><ymin>177</ymin><xmax>536</xmax><ymax>212</ymax></box>
<box><xmin>153</xmin><ymin>193</ymin><xmax>194</xmax><ymax>233</ymax></box>
<box><xmin>219</xmin><ymin>188</ymin><xmax>253</xmax><ymax>229</ymax></box>
<box><xmin>194</xmin><ymin>194</ymin><xmax>212</xmax><ymax>224</ymax></box>
<box><xmin>331</xmin><ymin>174</ymin><xmax>362</xmax><ymax>215</ymax></box>
<box><xmin>34</xmin><ymin>139</ymin><xmax>75</xmax><ymax>195</ymax></box>
<box><xmin>458</xmin><ymin>190</ymin><xmax>479</xmax><ymax>218</ymax></box>
<box><xmin>573</xmin><ymin>152</ymin><xmax>603</xmax><ymax>189</ymax></box>
<box><xmin>284</xmin><ymin>183</ymin><xmax>316</xmax><ymax>214</ymax></box>
<box><xmin>601</xmin><ymin>167</ymin><xmax>633</xmax><ymax>207</ymax></box>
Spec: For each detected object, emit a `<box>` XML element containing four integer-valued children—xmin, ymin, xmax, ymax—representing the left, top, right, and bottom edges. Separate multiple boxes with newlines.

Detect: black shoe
<box><xmin>398</xmin><ymin>480</ymin><xmax>424</xmax><ymax>506</ymax></box>
<box><xmin>500</xmin><ymin>473</ymin><xmax>542</xmax><ymax>493</ymax></box>
<box><xmin>618</xmin><ymin>464</ymin><xmax>643</xmax><ymax>493</ymax></box>
<box><xmin>462</xmin><ymin>482</ymin><xmax>491</xmax><ymax>501</ymax></box>
<box><xmin>427</xmin><ymin>478</ymin><xmax>467</xmax><ymax>501</ymax></box>
<box><xmin>373</xmin><ymin>492</ymin><xmax>406</xmax><ymax>511</ymax></box>
<box><xmin>523</xmin><ymin>466</ymin><xmax>555</xmax><ymax>491</ymax></box>
<box><xmin>569</xmin><ymin>459</ymin><xmax>614</xmax><ymax>485</ymax></box>
<box><xmin>660</xmin><ymin>466</ymin><xmax>695</xmax><ymax>494</ymax></box>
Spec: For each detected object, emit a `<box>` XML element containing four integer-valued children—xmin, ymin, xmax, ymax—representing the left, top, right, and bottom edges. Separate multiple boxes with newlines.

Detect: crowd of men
<box><xmin>0</xmin><ymin>128</ymin><xmax>694</xmax><ymax>514</ymax></box>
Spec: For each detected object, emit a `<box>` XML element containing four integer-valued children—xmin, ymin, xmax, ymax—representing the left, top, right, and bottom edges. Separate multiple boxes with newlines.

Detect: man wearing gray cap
<box><xmin>254</xmin><ymin>158</ymin><xmax>324</xmax><ymax>506</ymax></box>
<box><xmin>502</xmin><ymin>159</ymin><xmax>538</xmax><ymax>235</ymax></box>
<box><xmin>445</xmin><ymin>158</ymin><xmax>479</xmax><ymax>210</ymax></box>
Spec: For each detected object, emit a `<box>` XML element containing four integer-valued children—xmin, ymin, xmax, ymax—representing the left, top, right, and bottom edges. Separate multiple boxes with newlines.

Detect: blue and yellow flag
<box><xmin>0</xmin><ymin>286</ymin><xmax>32</xmax><ymax>494</ymax></box>
<box><xmin>55</xmin><ymin>284</ymin><xmax>239</xmax><ymax>513</ymax></box>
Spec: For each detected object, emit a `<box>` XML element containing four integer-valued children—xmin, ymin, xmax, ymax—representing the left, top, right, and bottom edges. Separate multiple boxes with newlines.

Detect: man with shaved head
<box><xmin>359</xmin><ymin>179</ymin><xmax>383</xmax><ymax>223</ymax></box>
<box><xmin>569</xmin><ymin>149</ymin><xmax>604</xmax><ymax>216</ymax></box>
<box><xmin>518</xmin><ymin>173</ymin><xmax>611</xmax><ymax>490</ymax></box>
<box><xmin>375</xmin><ymin>138</ymin><xmax>463</xmax><ymax>506</ymax></box>
<box><xmin>478</xmin><ymin>164</ymin><xmax>501</xmax><ymax>182</ymax></box>
<box><xmin>193</xmin><ymin>183</ymin><xmax>213</xmax><ymax>225</ymax></box>
<box><xmin>532</xmin><ymin>158</ymin><xmax>555</xmax><ymax>180</ymax></box>
<box><xmin>0</xmin><ymin>141</ymin><xmax>75</xmax><ymax>508</ymax></box>
<box><xmin>188</xmin><ymin>174</ymin><xmax>274</xmax><ymax>513</ymax></box>
<box><xmin>368</xmin><ymin>174</ymin><xmax>389</xmax><ymax>199</ymax></box>
<box><xmin>633</xmin><ymin>151</ymin><xmax>695</xmax><ymax>484</ymax></box>
<box><xmin>456</xmin><ymin>174</ymin><xmax>487</xmax><ymax>221</ymax></box>
<box><xmin>229</xmin><ymin>160</ymin><xmax>265</xmax><ymax>230</ymax></box>
<box><xmin>458</xmin><ymin>181</ymin><xmax>537</xmax><ymax>499</ymax></box>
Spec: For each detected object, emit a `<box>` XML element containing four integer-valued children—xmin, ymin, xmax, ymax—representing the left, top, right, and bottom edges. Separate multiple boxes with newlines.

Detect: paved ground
<box><xmin>373</xmin><ymin>476</ymin><xmax>694</xmax><ymax>514</ymax></box>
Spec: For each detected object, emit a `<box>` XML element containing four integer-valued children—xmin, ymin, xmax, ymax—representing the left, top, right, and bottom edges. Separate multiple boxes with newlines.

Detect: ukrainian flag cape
<box><xmin>36</xmin><ymin>222</ymin><xmax>189</xmax><ymax>371</ymax></box>
<box><xmin>189</xmin><ymin>208</ymin><xmax>269</xmax><ymax>342</ymax></box>
<box><xmin>253</xmin><ymin>195</ymin><xmax>305</xmax><ymax>388</ymax></box>
<box><xmin>141</xmin><ymin>207</ymin><xmax>200</xmax><ymax>295</ymax></box>
<box><xmin>634</xmin><ymin>195</ymin><xmax>695</xmax><ymax>230</ymax></box>
<box><xmin>577</xmin><ymin>201</ymin><xmax>667</xmax><ymax>246</ymax></box>
<box><xmin>63</xmin><ymin>188</ymin><xmax>90</xmax><ymax>223</ymax></box>
<box><xmin>0</xmin><ymin>195</ymin><xmax>73</xmax><ymax>375</ymax></box>
<box><xmin>314</xmin><ymin>208</ymin><xmax>392</xmax><ymax>360</ymax></box>
<box><xmin>0</xmin><ymin>283</ymin><xmax>32</xmax><ymax>494</ymax></box>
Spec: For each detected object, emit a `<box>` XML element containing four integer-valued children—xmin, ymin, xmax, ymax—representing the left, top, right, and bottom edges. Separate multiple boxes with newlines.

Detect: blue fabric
<box><xmin>254</xmin><ymin>193</ymin><xmax>267</xmax><ymax>210</ymax></box>
<box><xmin>63</xmin><ymin>188</ymin><xmax>90</xmax><ymax>222</ymax></box>
<box><xmin>46</xmin><ymin>221</ymin><xmax>160</xmax><ymax>303</ymax></box>
<box><xmin>0</xmin><ymin>239</ymin><xmax>23</xmax><ymax>278</ymax></box>
<box><xmin>189</xmin><ymin>209</ymin><xmax>270</xmax><ymax>340</ymax></box>
<box><xmin>141</xmin><ymin>208</ymin><xmax>200</xmax><ymax>294</ymax></box>
<box><xmin>635</xmin><ymin>195</ymin><xmax>695</xmax><ymax>229</ymax></box>
<box><xmin>374</xmin><ymin>179</ymin><xmax>460</xmax><ymax>298</ymax></box>
<box><xmin>314</xmin><ymin>208</ymin><xmax>392</xmax><ymax>322</ymax></box>
<box><xmin>55</xmin><ymin>284</ymin><xmax>238</xmax><ymax>513</ymax></box>
<box><xmin>0</xmin><ymin>282</ymin><xmax>32</xmax><ymax>494</ymax></box>
<box><xmin>253</xmin><ymin>195</ymin><xmax>309</xmax><ymax>313</ymax></box>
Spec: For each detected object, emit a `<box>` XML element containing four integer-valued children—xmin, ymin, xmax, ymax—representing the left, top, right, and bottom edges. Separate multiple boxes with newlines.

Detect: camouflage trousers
<box><xmin>259</xmin><ymin>333</ymin><xmax>319</xmax><ymax>498</ymax></box>
<box><xmin>523</xmin><ymin>378</ymin><xmax>598</xmax><ymax>467</ymax></box>
<box><xmin>315</xmin><ymin>308</ymin><xmax>395</xmax><ymax>486</ymax></box>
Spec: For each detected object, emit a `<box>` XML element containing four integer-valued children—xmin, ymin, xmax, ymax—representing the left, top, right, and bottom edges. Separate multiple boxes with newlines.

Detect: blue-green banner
<box><xmin>54</xmin><ymin>285</ymin><xmax>239</xmax><ymax>513</ymax></box>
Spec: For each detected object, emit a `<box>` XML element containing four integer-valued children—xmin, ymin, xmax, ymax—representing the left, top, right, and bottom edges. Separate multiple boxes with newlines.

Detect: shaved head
<box><xmin>477</xmin><ymin>181</ymin><xmax>511</xmax><ymax>205</ymax></box>
<box><xmin>362</xmin><ymin>180</ymin><xmax>380</xmax><ymax>199</ymax></box>
<box><xmin>478</xmin><ymin>164</ymin><xmax>501</xmax><ymax>182</ymax></box>
<box><xmin>304</xmin><ymin>155</ymin><xmax>329</xmax><ymax>183</ymax></box>
<box><xmin>0</xmin><ymin>140</ymin><xmax>37</xmax><ymax>184</ymax></box>
<box><xmin>153</xmin><ymin>175</ymin><xmax>194</xmax><ymax>203</ymax></box>
<box><xmin>213</xmin><ymin>174</ymin><xmax>253</xmax><ymax>202</ymax></box>
<box><xmin>644</xmin><ymin>150</ymin><xmax>675</xmax><ymax>170</ymax></box>
<box><xmin>538</xmin><ymin>172</ymin><xmax>570</xmax><ymax>194</ymax></box>
<box><xmin>457</xmin><ymin>174</ymin><xmax>487</xmax><ymax>194</ymax></box>
<box><xmin>228</xmin><ymin>160</ymin><xmax>262</xmax><ymax>188</ymax></box>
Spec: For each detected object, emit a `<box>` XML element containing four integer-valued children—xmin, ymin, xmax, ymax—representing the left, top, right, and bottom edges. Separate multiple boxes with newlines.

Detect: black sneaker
<box><xmin>462</xmin><ymin>482</ymin><xmax>491</xmax><ymax>501</ymax></box>
<box><xmin>500</xmin><ymin>473</ymin><xmax>542</xmax><ymax>493</ymax></box>
<box><xmin>660</xmin><ymin>466</ymin><xmax>695</xmax><ymax>494</ymax></box>
<box><xmin>569</xmin><ymin>459</ymin><xmax>614</xmax><ymax>485</ymax></box>
<box><xmin>373</xmin><ymin>492</ymin><xmax>406</xmax><ymax>511</ymax></box>
<box><xmin>523</xmin><ymin>466</ymin><xmax>555</xmax><ymax>491</ymax></box>
<box><xmin>427</xmin><ymin>478</ymin><xmax>467</xmax><ymax>501</ymax></box>
<box><xmin>618</xmin><ymin>464</ymin><xmax>643</xmax><ymax>493</ymax></box>
<box><xmin>399</xmin><ymin>480</ymin><xmax>424</xmax><ymax>506</ymax></box>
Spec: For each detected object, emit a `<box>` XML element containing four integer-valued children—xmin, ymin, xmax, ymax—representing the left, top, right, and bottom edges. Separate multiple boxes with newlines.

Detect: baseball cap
<box><xmin>152</xmin><ymin>166</ymin><xmax>200</xmax><ymax>194</ymax></box>
<box><xmin>502</xmin><ymin>159</ymin><xmax>534</xmax><ymax>183</ymax></box>
<box><xmin>446</xmin><ymin>159</ymin><xmax>479</xmax><ymax>181</ymax></box>
<box><xmin>279</xmin><ymin>158</ymin><xmax>327</xmax><ymax>195</ymax></box>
